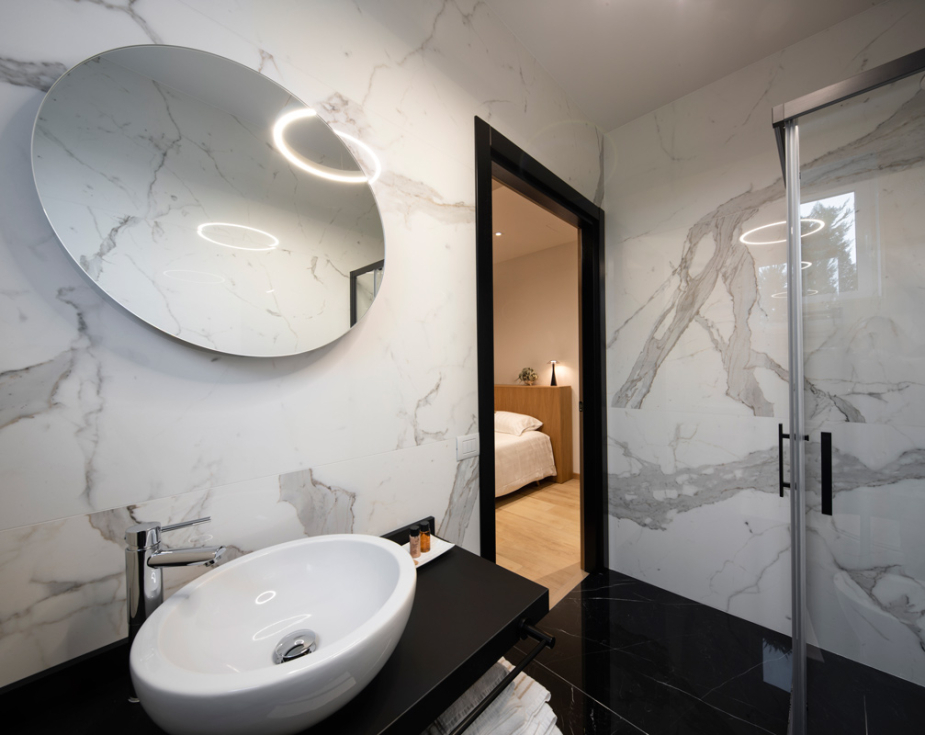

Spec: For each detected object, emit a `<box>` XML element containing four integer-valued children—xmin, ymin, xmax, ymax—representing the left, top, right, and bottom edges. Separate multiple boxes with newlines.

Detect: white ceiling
<box><xmin>492</xmin><ymin>181</ymin><xmax>578</xmax><ymax>264</ymax></box>
<box><xmin>486</xmin><ymin>0</ymin><xmax>883</xmax><ymax>131</ymax></box>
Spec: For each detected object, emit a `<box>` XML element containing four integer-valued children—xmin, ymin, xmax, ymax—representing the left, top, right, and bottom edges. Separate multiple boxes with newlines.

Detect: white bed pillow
<box><xmin>494</xmin><ymin>411</ymin><xmax>543</xmax><ymax>436</ymax></box>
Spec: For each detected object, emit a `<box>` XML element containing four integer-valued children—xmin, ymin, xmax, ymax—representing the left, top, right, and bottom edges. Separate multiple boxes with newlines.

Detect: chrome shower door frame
<box><xmin>774</xmin><ymin>46</ymin><xmax>925</xmax><ymax>735</ymax></box>
<box><xmin>784</xmin><ymin>118</ymin><xmax>807</xmax><ymax>735</ymax></box>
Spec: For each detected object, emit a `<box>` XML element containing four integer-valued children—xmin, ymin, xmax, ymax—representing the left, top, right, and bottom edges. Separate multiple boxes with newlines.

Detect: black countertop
<box><xmin>2</xmin><ymin>544</ymin><xmax>548</xmax><ymax>735</ymax></box>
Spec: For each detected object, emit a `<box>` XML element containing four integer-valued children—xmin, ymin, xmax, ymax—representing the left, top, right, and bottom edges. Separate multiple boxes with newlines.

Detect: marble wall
<box><xmin>0</xmin><ymin>0</ymin><xmax>603</xmax><ymax>688</ymax></box>
<box><xmin>604</xmin><ymin>0</ymin><xmax>925</xmax><ymax>685</ymax></box>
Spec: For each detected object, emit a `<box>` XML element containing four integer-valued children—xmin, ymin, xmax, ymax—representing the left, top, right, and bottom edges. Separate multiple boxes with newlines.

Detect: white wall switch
<box><xmin>456</xmin><ymin>433</ymin><xmax>480</xmax><ymax>461</ymax></box>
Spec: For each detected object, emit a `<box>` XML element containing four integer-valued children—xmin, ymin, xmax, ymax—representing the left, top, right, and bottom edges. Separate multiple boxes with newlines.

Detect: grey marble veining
<box><xmin>612</xmin><ymin>88</ymin><xmax>925</xmax><ymax>421</ymax></box>
<box><xmin>608</xmin><ymin>440</ymin><xmax>779</xmax><ymax>530</ymax></box>
<box><xmin>66</xmin><ymin>0</ymin><xmax>163</xmax><ymax>43</ymax></box>
<box><xmin>0</xmin><ymin>57</ymin><xmax>66</xmax><ymax>92</ymax></box>
<box><xmin>438</xmin><ymin>456</ymin><xmax>479</xmax><ymax>545</ymax></box>
<box><xmin>279</xmin><ymin>468</ymin><xmax>357</xmax><ymax>536</ymax></box>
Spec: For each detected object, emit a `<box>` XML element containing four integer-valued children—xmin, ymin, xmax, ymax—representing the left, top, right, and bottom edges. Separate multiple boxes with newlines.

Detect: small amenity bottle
<box><xmin>420</xmin><ymin>520</ymin><xmax>431</xmax><ymax>553</ymax></box>
<box><xmin>409</xmin><ymin>525</ymin><xmax>421</xmax><ymax>558</ymax></box>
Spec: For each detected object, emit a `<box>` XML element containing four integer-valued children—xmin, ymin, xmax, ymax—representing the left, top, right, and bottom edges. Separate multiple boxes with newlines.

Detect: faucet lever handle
<box><xmin>162</xmin><ymin>516</ymin><xmax>211</xmax><ymax>533</ymax></box>
<box><xmin>125</xmin><ymin>516</ymin><xmax>212</xmax><ymax>550</ymax></box>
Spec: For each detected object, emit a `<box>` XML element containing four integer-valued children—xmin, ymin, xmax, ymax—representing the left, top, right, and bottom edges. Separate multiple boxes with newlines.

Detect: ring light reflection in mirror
<box><xmin>196</xmin><ymin>223</ymin><xmax>280</xmax><ymax>252</ymax></box>
<box><xmin>771</xmin><ymin>289</ymin><xmax>819</xmax><ymax>299</ymax></box>
<box><xmin>273</xmin><ymin>109</ymin><xmax>382</xmax><ymax>184</ymax></box>
<box><xmin>31</xmin><ymin>45</ymin><xmax>386</xmax><ymax>357</ymax></box>
<box><xmin>739</xmin><ymin>218</ymin><xmax>825</xmax><ymax>245</ymax></box>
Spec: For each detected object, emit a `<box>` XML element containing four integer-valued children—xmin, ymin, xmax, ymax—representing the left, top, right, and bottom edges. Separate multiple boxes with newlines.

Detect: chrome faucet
<box><xmin>125</xmin><ymin>516</ymin><xmax>225</xmax><ymax>699</ymax></box>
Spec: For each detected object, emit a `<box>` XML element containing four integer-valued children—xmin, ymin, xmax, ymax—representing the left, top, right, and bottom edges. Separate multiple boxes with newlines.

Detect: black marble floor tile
<box><xmin>807</xmin><ymin>645</ymin><xmax>925</xmax><ymax>734</ymax></box>
<box><xmin>514</xmin><ymin>570</ymin><xmax>791</xmax><ymax>734</ymax></box>
<box><xmin>513</xmin><ymin>569</ymin><xmax>925</xmax><ymax>735</ymax></box>
<box><xmin>520</xmin><ymin>657</ymin><xmax>644</xmax><ymax>734</ymax></box>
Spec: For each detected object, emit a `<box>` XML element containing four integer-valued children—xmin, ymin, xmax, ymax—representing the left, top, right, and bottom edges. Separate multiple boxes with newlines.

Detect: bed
<box><xmin>495</xmin><ymin>430</ymin><xmax>557</xmax><ymax>497</ymax></box>
<box><xmin>494</xmin><ymin>385</ymin><xmax>573</xmax><ymax>498</ymax></box>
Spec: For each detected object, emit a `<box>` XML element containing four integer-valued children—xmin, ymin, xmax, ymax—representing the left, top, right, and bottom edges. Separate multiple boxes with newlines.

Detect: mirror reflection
<box><xmin>32</xmin><ymin>45</ymin><xmax>385</xmax><ymax>357</ymax></box>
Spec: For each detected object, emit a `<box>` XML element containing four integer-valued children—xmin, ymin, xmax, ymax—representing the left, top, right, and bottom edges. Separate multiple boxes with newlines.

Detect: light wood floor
<box><xmin>495</xmin><ymin>478</ymin><xmax>587</xmax><ymax>608</ymax></box>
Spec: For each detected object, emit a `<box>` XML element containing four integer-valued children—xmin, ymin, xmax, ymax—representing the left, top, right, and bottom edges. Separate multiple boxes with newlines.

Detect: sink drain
<box><xmin>273</xmin><ymin>630</ymin><xmax>318</xmax><ymax>664</ymax></box>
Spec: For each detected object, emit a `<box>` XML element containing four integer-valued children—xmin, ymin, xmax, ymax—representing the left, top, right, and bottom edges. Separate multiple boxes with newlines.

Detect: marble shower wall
<box><xmin>0</xmin><ymin>0</ymin><xmax>602</xmax><ymax>688</ymax></box>
<box><xmin>604</xmin><ymin>0</ymin><xmax>925</xmax><ymax>682</ymax></box>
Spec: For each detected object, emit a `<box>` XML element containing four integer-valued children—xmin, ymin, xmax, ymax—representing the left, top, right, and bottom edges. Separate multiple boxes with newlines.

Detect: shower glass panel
<box><xmin>796</xmin><ymin>69</ymin><xmax>925</xmax><ymax>718</ymax></box>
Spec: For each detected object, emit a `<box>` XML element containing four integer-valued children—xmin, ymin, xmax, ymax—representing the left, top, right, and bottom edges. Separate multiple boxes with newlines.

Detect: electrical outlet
<box><xmin>456</xmin><ymin>433</ymin><xmax>480</xmax><ymax>461</ymax></box>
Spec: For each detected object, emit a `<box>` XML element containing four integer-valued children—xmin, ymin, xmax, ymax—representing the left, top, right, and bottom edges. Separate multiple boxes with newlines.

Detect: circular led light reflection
<box><xmin>162</xmin><ymin>269</ymin><xmax>226</xmax><ymax>284</ymax></box>
<box><xmin>255</xmin><ymin>591</ymin><xmax>276</xmax><ymax>605</ymax></box>
<box><xmin>771</xmin><ymin>289</ymin><xmax>820</xmax><ymax>299</ymax></box>
<box><xmin>740</xmin><ymin>218</ymin><xmax>825</xmax><ymax>245</ymax></box>
<box><xmin>197</xmin><ymin>222</ymin><xmax>279</xmax><ymax>252</ymax></box>
<box><xmin>333</xmin><ymin>130</ymin><xmax>382</xmax><ymax>184</ymax></box>
<box><xmin>273</xmin><ymin>108</ymin><xmax>381</xmax><ymax>184</ymax></box>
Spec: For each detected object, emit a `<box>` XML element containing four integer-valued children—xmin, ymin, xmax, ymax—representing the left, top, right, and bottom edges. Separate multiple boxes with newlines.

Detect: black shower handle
<box><xmin>777</xmin><ymin>423</ymin><xmax>808</xmax><ymax>497</ymax></box>
<box><xmin>777</xmin><ymin>424</ymin><xmax>833</xmax><ymax>515</ymax></box>
<box><xmin>778</xmin><ymin>423</ymin><xmax>786</xmax><ymax>497</ymax></box>
<box><xmin>821</xmin><ymin>432</ymin><xmax>832</xmax><ymax>516</ymax></box>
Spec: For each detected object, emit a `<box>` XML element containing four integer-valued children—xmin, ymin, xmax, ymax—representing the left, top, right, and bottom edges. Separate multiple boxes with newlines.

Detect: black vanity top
<box><xmin>3</xmin><ymin>543</ymin><xmax>548</xmax><ymax>735</ymax></box>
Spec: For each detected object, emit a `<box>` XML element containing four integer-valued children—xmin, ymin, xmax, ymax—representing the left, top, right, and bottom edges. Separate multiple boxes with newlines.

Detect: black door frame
<box><xmin>474</xmin><ymin>116</ymin><xmax>608</xmax><ymax>572</ymax></box>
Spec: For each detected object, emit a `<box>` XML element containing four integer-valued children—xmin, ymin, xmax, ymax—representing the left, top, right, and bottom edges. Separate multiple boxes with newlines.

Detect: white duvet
<box><xmin>495</xmin><ymin>431</ymin><xmax>557</xmax><ymax>497</ymax></box>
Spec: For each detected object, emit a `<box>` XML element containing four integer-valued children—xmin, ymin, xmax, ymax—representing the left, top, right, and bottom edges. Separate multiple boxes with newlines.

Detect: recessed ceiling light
<box><xmin>740</xmin><ymin>218</ymin><xmax>825</xmax><ymax>245</ymax></box>
<box><xmin>495</xmin><ymin>231</ymin><xmax>502</xmax><ymax>236</ymax></box>
<box><xmin>197</xmin><ymin>222</ymin><xmax>279</xmax><ymax>251</ymax></box>
<box><xmin>771</xmin><ymin>289</ymin><xmax>820</xmax><ymax>299</ymax></box>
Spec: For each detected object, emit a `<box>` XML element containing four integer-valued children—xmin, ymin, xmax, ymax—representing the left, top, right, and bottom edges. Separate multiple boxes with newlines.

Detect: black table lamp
<box><xmin>549</xmin><ymin>360</ymin><xmax>558</xmax><ymax>386</ymax></box>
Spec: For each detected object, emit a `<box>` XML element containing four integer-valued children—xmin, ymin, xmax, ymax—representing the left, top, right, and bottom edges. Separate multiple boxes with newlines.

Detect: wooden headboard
<box><xmin>494</xmin><ymin>385</ymin><xmax>572</xmax><ymax>484</ymax></box>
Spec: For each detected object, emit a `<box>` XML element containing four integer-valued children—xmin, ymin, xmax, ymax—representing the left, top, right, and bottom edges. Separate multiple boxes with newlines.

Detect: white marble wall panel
<box><xmin>0</xmin><ymin>0</ymin><xmax>602</xmax><ymax>685</ymax></box>
<box><xmin>604</xmin><ymin>0</ymin><xmax>925</xmax><ymax>687</ymax></box>
<box><xmin>0</xmin><ymin>438</ymin><xmax>478</xmax><ymax>688</ymax></box>
<box><xmin>608</xmin><ymin>407</ymin><xmax>792</xmax><ymax>635</ymax></box>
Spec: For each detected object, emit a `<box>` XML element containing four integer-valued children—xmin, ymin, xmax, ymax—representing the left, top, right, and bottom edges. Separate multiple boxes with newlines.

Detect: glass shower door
<box><xmin>796</xmin><ymin>70</ymin><xmax>925</xmax><ymax>728</ymax></box>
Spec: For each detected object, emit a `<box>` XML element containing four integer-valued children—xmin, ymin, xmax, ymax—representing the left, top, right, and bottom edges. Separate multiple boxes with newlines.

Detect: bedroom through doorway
<box><xmin>474</xmin><ymin>117</ymin><xmax>607</xmax><ymax>602</ymax></box>
<box><xmin>491</xmin><ymin>179</ymin><xmax>585</xmax><ymax>607</ymax></box>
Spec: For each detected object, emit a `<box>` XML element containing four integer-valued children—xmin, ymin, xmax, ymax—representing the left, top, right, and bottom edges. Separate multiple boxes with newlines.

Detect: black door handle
<box><xmin>778</xmin><ymin>423</ymin><xmax>786</xmax><ymax>497</ymax></box>
<box><xmin>821</xmin><ymin>432</ymin><xmax>832</xmax><ymax>516</ymax></box>
<box><xmin>778</xmin><ymin>423</ymin><xmax>809</xmax><ymax>497</ymax></box>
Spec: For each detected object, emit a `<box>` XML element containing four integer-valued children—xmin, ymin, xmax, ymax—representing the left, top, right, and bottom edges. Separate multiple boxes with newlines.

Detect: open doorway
<box><xmin>491</xmin><ymin>180</ymin><xmax>584</xmax><ymax>605</ymax></box>
<box><xmin>475</xmin><ymin>117</ymin><xmax>607</xmax><ymax>604</ymax></box>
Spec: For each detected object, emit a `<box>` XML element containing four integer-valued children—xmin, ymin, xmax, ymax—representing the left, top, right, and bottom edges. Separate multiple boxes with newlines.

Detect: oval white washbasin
<box><xmin>130</xmin><ymin>534</ymin><xmax>416</xmax><ymax>735</ymax></box>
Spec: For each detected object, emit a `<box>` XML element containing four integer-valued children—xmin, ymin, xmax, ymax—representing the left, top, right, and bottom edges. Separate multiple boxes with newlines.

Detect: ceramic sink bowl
<box><xmin>130</xmin><ymin>534</ymin><xmax>416</xmax><ymax>735</ymax></box>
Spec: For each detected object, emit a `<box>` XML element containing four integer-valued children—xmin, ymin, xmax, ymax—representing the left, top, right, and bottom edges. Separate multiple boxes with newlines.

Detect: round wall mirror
<box><xmin>31</xmin><ymin>45</ymin><xmax>385</xmax><ymax>357</ymax></box>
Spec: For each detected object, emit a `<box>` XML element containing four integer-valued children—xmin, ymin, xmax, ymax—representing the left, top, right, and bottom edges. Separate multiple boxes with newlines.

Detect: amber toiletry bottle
<box><xmin>420</xmin><ymin>520</ymin><xmax>431</xmax><ymax>553</ymax></box>
<box><xmin>409</xmin><ymin>525</ymin><xmax>421</xmax><ymax>558</ymax></box>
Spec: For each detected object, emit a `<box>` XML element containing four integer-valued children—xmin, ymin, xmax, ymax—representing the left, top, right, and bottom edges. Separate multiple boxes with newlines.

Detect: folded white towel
<box><xmin>421</xmin><ymin>662</ymin><xmax>508</xmax><ymax>735</ymax></box>
<box><xmin>422</xmin><ymin>657</ymin><xmax>559</xmax><ymax>735</ymax></box>
<box><xmin>521</xmin><ymin>703</ymin><xmax>559</xmax><ymax>735</ymax></box>
<box><xmin>497</xmin><ymin>658</ymin><xmax>549</xmax><ymax>726</ymax></box>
